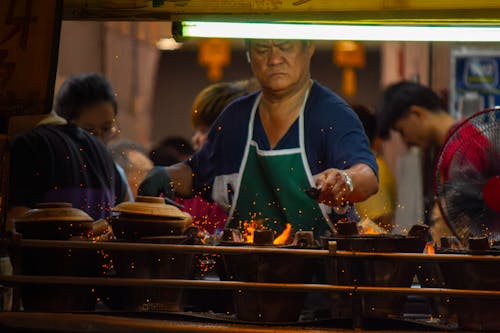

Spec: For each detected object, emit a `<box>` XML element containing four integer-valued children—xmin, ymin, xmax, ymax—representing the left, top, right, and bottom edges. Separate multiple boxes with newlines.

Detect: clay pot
<box><xmin>112</xmin><ymin>196</ymin><xmax>190</xmax><ymax>219</ymax></box>
<box><xmin>103</xmin><ymin>196</ymin><xmax>196</xmax><ymax>311</ymax></box>
<box><xmin>14</xmin><ymin>202</ymin><xmax>112</xmax><ymax>311</ymax></box>
<box><xmin>104</xmin><ymin>235</ymin><xmax>195</xmax><ymax>312</ymax></box>
<box><xmin>14</xmin><ymin>202</ymin><xmax>94</xmax><ymax>240</ymax></box>
<box><xmin>19</xmin><ymin>242</ymin><xmax>109</xmax><ymax>312</ymax></box>
<box><xmin>110</xmin><ymin>196</ymin><xmax>192</xmax><ymax>240</ymax></box>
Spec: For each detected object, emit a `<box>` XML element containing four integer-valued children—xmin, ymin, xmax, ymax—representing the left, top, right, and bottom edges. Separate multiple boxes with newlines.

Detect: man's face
<box><xmin>392</xmin><ymin>109</ymin><xmax>432</xmax><ymax>149</ymax></box>
<box><xmin>247</xmin><ymin>40</ymin><xmax>314</xmax><ymax>94</ymax></box>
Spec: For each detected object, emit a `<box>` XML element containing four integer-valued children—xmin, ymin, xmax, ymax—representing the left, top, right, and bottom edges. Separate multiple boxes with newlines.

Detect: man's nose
<box><xmin>267</xmin><ymin>47</ymin><xmax>283</xmax><ymax>65</ymax></box>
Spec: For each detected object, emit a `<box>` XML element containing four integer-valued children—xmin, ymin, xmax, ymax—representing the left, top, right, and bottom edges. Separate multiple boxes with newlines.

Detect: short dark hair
<box><xmin>351</xmin><ymin>104</ymin><xmax>377</xmax><ymax>143</ymax></box>
<box><xmin>55</xmin><ymin>73</ymin><xmax>117</xmax><ymax>121</ymax></box>
<box><xmin>379</xmin><ymin>81</ymin><xmax>441</xmax><ymax>138</ymax></box>
<box><xmin>149</xmin><ymin>136</ymin><xmax>194</xmax><ymax>166</ymax></box>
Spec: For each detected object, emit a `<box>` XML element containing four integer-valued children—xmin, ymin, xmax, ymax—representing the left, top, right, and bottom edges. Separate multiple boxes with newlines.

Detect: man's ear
<box><xmin>409</xmin><ymin>105</ymin><xmax>427</xmax><ymax>119</ymax></box>
<box><xmin>307</xmin><ymin>41</ymin><xmax>315</xmax><ymax>57</ymax></box>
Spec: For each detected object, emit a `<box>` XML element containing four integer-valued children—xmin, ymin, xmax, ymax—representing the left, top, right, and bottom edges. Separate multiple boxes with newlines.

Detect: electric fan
<box><xmin>435</xmin><ymin>107</ymin><xmax>500</xmax><ymax>244</ymax></box>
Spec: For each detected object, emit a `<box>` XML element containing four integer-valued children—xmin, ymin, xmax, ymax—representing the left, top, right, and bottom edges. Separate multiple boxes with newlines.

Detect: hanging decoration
<box><xmin>333</xmin><ymin>41</ymin><xmax>365</xmax><ymax>98</ymax></box>
<box><xmin>198</xmin><ymin>38</ymin><xmax>231</xmax><ymax>82</ymax></box>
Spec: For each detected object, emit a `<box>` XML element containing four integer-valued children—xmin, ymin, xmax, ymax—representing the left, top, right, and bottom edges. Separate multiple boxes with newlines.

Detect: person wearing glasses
<box><xmin>7</xmin><ymin>73</ymin><xmax>129</xmax><ymax>231</ymax></box>
<box><xmin>140</xmin><ymin>40</ymin><xmax>378</xmax><ymax>241</ymax></box>
<box><xmin>55</xmin><ymin>73</ymin><xmax>120</xmax><ymax>145</ymax></box>
<box><xmin>54</xmin><ymin>73</ymin><xmax>132</xmax><ymax>200</ymax></box>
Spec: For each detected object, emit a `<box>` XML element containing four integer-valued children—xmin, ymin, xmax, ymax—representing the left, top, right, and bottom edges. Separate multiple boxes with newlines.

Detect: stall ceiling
<box><xmin>63</xmin><ymin>0</ymin><xmax>500</xmax><ymax>25</ymax></box>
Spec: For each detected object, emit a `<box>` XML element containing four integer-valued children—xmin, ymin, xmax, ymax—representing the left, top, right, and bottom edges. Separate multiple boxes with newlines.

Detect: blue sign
<box><xmin>451</xmin><ymin>48</ymin><xmax>500</xmax><ymax>118</ymax></box>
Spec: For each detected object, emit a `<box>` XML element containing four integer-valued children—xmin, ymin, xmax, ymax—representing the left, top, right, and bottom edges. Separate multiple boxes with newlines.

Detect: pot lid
<box><xmin>15</xmin><ymin>202</ymin><xmax>94</xmax><ymax>223</ymax></box>
<box><xmin>112</xmin><ymin>196</ymin><xmax>191</xmax><ymax>220</ymax></box>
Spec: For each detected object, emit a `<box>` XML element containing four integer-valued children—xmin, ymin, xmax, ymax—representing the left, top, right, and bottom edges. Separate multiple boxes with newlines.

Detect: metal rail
<box><xmin>1</xmin><ymin>238</ymin><xmax>498</xmax><ymax>331</ymax></box>
<box><xmin>4</xmin><ymin>239</ymin><xmax>500</xmax><ymax>262</ymax></box>
<box><xmin>0</xmin><ymin>275</ymin><xmax>499</xmax><ymax>299</ymax></box>
<box><xmin>0</xmin><ymin>312</ymin><xmax>409</xmax><ymax>333</ymax></box>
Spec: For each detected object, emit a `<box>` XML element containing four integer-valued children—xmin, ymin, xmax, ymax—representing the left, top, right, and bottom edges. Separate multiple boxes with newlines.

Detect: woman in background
<box><xmin>8</xmin><ymin>73</ymin><xmax>129</xmax><ymax>228</ymax></box>
<box><xmin>179</xmin><ymin>79</ymin><xmax>257</xmax><ymax>234</ymax></box>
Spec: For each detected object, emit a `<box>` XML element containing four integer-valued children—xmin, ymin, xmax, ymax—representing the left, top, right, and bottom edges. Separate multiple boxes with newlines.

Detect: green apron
<box><xmin>226</xmin><ymin>90</ymin><xmax>334</xmax><ymax>239</ymax></box>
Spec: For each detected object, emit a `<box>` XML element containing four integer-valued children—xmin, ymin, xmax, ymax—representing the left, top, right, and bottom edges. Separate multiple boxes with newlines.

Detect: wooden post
<box><xmin>0</xmin><ymin>0</ymin><xmax>62</xmax><ymax>230</ymax></box>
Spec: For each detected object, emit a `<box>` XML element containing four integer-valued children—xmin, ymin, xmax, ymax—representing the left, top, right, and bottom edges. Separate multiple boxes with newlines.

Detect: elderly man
<box><xmin>140</xmin><ymin>40</ymin><xmax>378</xmax><ymax>240</ymax></box>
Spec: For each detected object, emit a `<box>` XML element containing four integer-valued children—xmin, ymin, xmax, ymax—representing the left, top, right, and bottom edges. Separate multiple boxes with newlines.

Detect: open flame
<box><xmin>242</xmin><ymin>219</ymin><xmax>261</xmax><ymax>244</ymax></box>
<box><xmin>359</xmin><ymin>218</ymin><xmax>387</xmax><ymax>235</ymax></box>
<box><xmin>273</xmin><ymin>223</ymin><xmax>292</xmax><ymax>245</ymax></box>
<box><xmin>362</xmin><ymin>226</ymin><xmax>379</xmax><ymax>235</ymax></box>
<box><xmin>242</xmin><ymin>220</ymin><xmax>292</xmax><ymax>245</ymax></box>
<box><xmin>425</xmin><ymin>242</ymin><xmax>435</xmax><ymax>254</ymax></box>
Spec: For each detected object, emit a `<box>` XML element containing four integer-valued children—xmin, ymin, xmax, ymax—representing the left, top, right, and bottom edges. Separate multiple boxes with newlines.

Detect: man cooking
<box><xmin>140</xmin><ymin>39</ymin><xmax>378</xmax><ymax>240</ymax></box>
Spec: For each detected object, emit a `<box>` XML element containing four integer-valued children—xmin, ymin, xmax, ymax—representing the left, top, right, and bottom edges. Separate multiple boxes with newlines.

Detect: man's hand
<box><xmin>315</xmin><ymin>168</ymin><xmax>351</xmax><ymax>207</ymax></box>
<box><xmin>138</xmin><ymin>166</ymin><xmax>173</xmax><ymax>198</ymax></box>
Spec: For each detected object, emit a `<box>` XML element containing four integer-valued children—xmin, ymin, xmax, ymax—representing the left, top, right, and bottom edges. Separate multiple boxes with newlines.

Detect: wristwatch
<box><xmin>342</xmin><ymin>171</ymin><xmax>354</xmax><ymax>193</ymax></box>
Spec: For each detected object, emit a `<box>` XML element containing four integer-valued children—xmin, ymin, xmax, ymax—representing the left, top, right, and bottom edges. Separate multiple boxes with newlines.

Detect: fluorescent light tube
<box><xmin>176</xmin><ymin>21</ymin><xmax>500</xmax><ymax>42</ymax></box>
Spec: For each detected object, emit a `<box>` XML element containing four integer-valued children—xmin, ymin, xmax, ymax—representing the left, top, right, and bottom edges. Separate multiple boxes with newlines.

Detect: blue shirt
<box><xmin>188</xmin><ymin>81</ymin><xmax>378</xmax><ymax>219</ymax></box>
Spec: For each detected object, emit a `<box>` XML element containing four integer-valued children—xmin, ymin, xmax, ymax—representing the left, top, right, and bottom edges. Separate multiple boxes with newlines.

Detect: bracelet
<box><xmin>342</xmin><ymin>170</ymin><xmax>354</xmax><ymax>193</ymax></box>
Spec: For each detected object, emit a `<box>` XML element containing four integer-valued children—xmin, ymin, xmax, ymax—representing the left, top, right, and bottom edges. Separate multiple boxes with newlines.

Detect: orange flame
<box><xmin>243</xmin><ymin>220</ymin><xmax>261</xmax><ymax>243</ymax></box>
<box><xmin>425</xmin><ymin>242</ymin><xmax>435</xmax><ymax>254</ymax></box>
<box><xmin>273</xmin><ymin>223</ymin><xmax>292</xmax><ymax>245</ymax></box>
<box><xmin>359</xmin><ymin>218</ymin><xmax>387</xmax><ymax>235</ymax></box>
<box><xmin>362</xmin><ymin>225</ymin><xmax>379</xmax><ymax>235</ymax></box>
<box><xmin>243</xmin><ymin>220</ymin><xmax>291</xmax><ymax>245</ymax></box>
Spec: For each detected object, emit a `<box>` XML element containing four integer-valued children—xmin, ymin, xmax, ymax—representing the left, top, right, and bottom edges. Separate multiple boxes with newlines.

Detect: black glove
<box><xmin>138</xmin><ymin>166</ymin><xmax>173</xmax><ymax>198</ymax></box>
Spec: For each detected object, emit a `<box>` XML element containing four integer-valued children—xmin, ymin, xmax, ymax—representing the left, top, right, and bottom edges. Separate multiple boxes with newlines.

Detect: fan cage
<box><xmin>434</xmin><ymin>107</ymin><xmax>500</xmax><ymax>244</ymax></box>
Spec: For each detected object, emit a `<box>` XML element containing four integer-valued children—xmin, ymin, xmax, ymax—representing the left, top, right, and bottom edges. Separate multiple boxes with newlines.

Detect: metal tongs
<box><xmin>304</xmin><ymin>187</ymin><xmax>321</xmax><ymax>200</ymax></box>
<box><xmin>163</xmin><ymin>197</ymin><xmax>184</xmax><ymax>209</ymax></box>
<box><xmin>304</xmin><ymin>187</ymin><xmax>349</xmax><ymax>214</ymax></box>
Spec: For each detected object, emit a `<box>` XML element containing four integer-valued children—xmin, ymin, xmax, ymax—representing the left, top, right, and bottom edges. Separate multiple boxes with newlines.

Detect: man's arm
<box><xmin>167</xmin><ymin>162</ymin><xmax>194</xmax><ymax>197</ymax></box>
<box><xmin>138</xmin><ymin>162</ymin><xmax>194</xmax><ymax>198</ymax></box>
<box><xmin>315</xmin><ymin>163</ymin><xmax>378</xmax><ymax>207</ymax></box>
